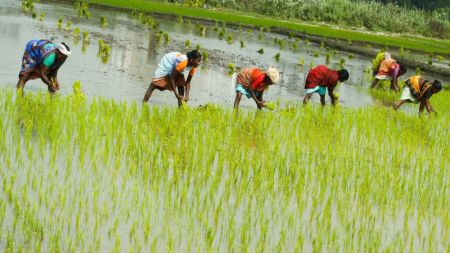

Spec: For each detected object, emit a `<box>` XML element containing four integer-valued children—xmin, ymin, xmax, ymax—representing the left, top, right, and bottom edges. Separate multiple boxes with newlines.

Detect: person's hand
<box><xmin>257</xmin><ymin>101</ymin><xmax>266</xmax><ymax>108</ymax></box>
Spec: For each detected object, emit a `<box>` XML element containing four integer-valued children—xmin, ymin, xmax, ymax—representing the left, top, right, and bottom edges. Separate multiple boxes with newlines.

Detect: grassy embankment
<box><xmin>86</xmin><ymin>0</ymin><xmax>450</xmax><ymax>55</ymax></box>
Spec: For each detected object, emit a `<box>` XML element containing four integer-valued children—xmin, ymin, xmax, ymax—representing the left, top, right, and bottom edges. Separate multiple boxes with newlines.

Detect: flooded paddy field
<box><xmin>2</xmin><ymin>0</ymin><xmax>443</xmax><ymax>109</ymax></box>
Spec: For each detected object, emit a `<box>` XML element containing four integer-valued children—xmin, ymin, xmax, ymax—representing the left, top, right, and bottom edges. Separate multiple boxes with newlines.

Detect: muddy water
<box><xmin>0</xmin><ymin>0</ymin><xmax>420</xmax><ymax>109</ymax></box>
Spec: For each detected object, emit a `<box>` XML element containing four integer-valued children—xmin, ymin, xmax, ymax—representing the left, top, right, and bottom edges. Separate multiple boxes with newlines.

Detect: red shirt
<box><xmin>237</xmin><ymin>68</ymin><xmax>267</xmax><ymax>92</ymax></box>
<box><xmin>305</xmin><ymin>65</ymin><xmax>339</xmax><ymax>89</ymax></box>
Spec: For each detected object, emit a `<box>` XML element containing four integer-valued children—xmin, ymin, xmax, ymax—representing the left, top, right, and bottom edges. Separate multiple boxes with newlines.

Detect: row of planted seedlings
<box><xmin>0</xmin><ymin>84</ymin><xmax>448</xmax><ymax>252</ymax></box>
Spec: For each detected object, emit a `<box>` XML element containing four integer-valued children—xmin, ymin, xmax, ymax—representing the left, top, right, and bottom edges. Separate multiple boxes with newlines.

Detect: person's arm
<box><xmin>37</xmin><ymin>65</ymin><xmax>55</xmax><ymax>90</ymax></box>
<box><xmin>328</xmin><ymin>85</ymin><xmax>337</xmax><ymax>105</ymax></box>
<box><xmin>248</xmin><ymin>88</ymin><xmax>265</xmax><ymax>108</ymax></box>
<box><xmin>48</xmin><ymin>69</ymin><xmax>60</xmax><ymax>90</ymax></box>
<box><xmin>303</xmin><ymin>93</ymin><xmax>312</xmax><ymax>105</ymax></box>
<box><xmin>425</xmin><ymin>99</ymin><xmax>436</xmax><ymax>113</ymax></box>
<box><xmin>184</xmin><ymin>74</ymin><xmax>193</xmax><ymax>102</ymax></box>
<box><xmin>170</xmin><ymin>68</ymin><xmax>182</xmax><ymax>100</ymax></box>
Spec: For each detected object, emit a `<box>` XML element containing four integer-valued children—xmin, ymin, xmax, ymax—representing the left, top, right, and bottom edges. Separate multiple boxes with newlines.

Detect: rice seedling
<box><xmin>348</xmin><ymin>53</ymin><xmax>354</xmax><ymax>59</ymax></box>
<box><xmin>415</xmin><ymin>67</ymin><xmax>422</xmax><ymax>75</ymax></box>
<box><xmin>31</xmin><ymin>12</ymin><xmax>37</xmax><ymax>19</ymax></box>
<box><xmin>82</xmin><ymin>31</ymin><xmax>90</xmax><ymax>43</ymax></box>
<box><xmin>240</xmin><ymin>40</ymin><xmax>245</xmax><ymax>48</ymax></box>
<box><xmin>131</xmin><ymin>8</ymin><xmax>138</xmax><ymax>16</ymax></box>
<box><xmin>38</xmin><ymin>12</ymin><xmax>45</xmax><ymax>22</ymax></box>
<box><xmin>227</xmin><ymin>63</ymin><xmax>235</xmax><ymax>75</ymax></box>
<box><xmin>100</xmin><ymin>16</ymin><xmax>108</xmax><ymax>28</ymax></box>
<box><xmin>325</xmin><ymin>53</ymin><xmax>331</xmax><ymax>65</ymax></box>
<box><xmin>399</xmin><ymin>47</ymin><xmax>404</xmax><ymax>58</ymax></box>
<box><xmin>274</xmin><ymin>52</ymin><xmax>280</xmax><ymax>62</ymax></box>
<box><xmin>177</xmin><ymin>15</ymin><xmax>183</xmax><ymax>23</ymax></box>
<box><xmin>57</xmin><ymin>17</ymin><xmax>63</xmax><ymax>30</ymax></box>
<box><xmin>427</xmin><ymin>53</ymin><xmax>433</xmax><ymax>65</ymax></box>
<box><xmin>313</xmin><ymin>51</ymin><xmax>319</xmax><ymax>57</ymax></box>
<box><xmin>74</xmin><ymin>0</ymin><xmax>91</xmax><ymax>19</ymax></box>
<box><xmin>257</xmin><ymin>48</ymin><xmax>264</xmax><ymax>54</ymax></box>
<box><xmin>73</xmin><ymin>27</ymin><xmax>81</xmax><ymax>38</ymax></box>
<box><xmin>297</xmin><ymin>58</ymin><xmax>305</xmax><ymax>71</ymax></box>
<box><xmin>97</xmin><ymin>39</ymin><xmax>111</xmax><ymax>63</ymax></box>
<box><xmin>339</xmin><ymin>58</ymin><xmax>346</xmax><ymax>68</ymax></box>
<box><xmin>21</xmin><ymin>0</ymin><xmax>34</xmax><ymax>14</ymax></box>
<box><xmin>202</xmin><ymin>51</ymin><xmax>208</xmax><ymax>63</ymax></box>
<box><xmin>226</xmin><ymin>34</ymin><xmax>233</xmax><ymax>45</ymax></box>
<box><xmin>185</xmin><ymin>39</ymin><xmax>191</xmax><ymax>49</ymax></box>
<box><xmin>163</xmin><ymin>32</ymin><xmax>170</xmax><ymax>45</ymax></box>
<box><xmin>65</xmin><ymin>20</ymin><xmax>72</xmax><ymax>31</ymax></box>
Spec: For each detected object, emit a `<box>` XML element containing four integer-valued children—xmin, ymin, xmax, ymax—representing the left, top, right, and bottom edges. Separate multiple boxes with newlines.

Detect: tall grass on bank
<box><xmin>0</xmin><ymin>87</ymin><xmax>448</xmax><ymax>252</ymax></box>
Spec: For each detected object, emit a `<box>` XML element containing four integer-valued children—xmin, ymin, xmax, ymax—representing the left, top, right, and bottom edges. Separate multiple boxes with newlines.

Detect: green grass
<box><xmin>0</xmin><ymin>85</ymin><xmax>448</xmax><ymax>251</ymax></box>
<box><xmin>85</xmin><ymin>0</ymin><xmax>450</xmax><ymax>54</ymax></box>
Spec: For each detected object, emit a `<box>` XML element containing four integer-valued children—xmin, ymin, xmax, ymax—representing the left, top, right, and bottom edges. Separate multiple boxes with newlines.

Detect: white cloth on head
<box><xmin>58</xmin><ymin>43</ymin><xmax>71</xmax><ymax>55</ymax></box>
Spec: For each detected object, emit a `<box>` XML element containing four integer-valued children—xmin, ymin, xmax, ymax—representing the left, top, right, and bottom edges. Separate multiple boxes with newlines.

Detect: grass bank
<box><xmin>85</xmin><ymin>0</ymin><xmax>450</xmax><ymax>55</ymax></box>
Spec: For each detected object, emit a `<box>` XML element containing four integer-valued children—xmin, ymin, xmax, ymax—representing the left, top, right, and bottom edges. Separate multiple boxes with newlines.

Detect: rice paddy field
<box><xmin>0</xmin><ymin>0</ymin><xmax>449</xmax><ymax>252</ymax></box>
<box><xmin>0</xmin><ymin>86</ymin><xmax>449</xmax><ymax>252</ymax></box>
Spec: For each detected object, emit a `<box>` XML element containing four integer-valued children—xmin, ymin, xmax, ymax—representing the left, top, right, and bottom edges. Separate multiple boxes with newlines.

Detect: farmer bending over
<box><xmin>393</xmin><ymin>76</ymin><xmax>442</xmax><ymax>115</ymax></box>
<box><xmin>143</xmin><ymin>50</ymin><xmax>202</xmax><ymax>106</ymax></box>
<box><xmin>372</xmin><ymin>51</ymin><xmax>391</xmax><ymax>76</ymax></box>
<box><xmin>303</xmin><ymin>65</ymin><xmax>349</xmax><ymax>106</ymax></box>
<box><xmin>17</xmin><ymin>39</ymin><xmax>71</xmax><ymax>92</ymax></box>
<box><xmin>370</xmin><ymin>57</ymin><xmax>407</xmax><ymax>92</ymax></box>
<box><xmin>233</xmin><ymin>67</ymin><xmax>280</xmax><ymax>110</ymax></box>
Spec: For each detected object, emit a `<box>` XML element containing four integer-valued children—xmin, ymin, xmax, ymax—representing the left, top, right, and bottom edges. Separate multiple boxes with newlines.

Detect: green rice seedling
<box><xmin>31</xmin><ymin>12</ymin><xmax>36</xmax><ymax>19</ymax></box>
<box><xmin>97</xmin><ymin>39</ymin><xmax>111</xmax><ymax>63</ymax></box>
<box><xmin>313</xmin><ymin>51</ymin><xmax>319</xmax><ymax>57</ymax></box>
<box><xmin>75</xmin><ymin>1</ymin><xmax>90</xmax><ymax>18</ymax></box>
<box><xmin>57</xmin><ymin>17</ymin><xmax>63</xmax><ymax>30</ymax></box>
<box><xmin>274</xmin><ymin>52</ymin><xmax>280</xmax><ymax>62</ymax></box>
<box><xmin>436</xmin><ymin>55</ymin><xmax>444</xmax><ymax>62</ymax></box>
<box><xmin>297</xmin><ymin>58</ymin><xmax>305</xmax><ymax>71</ymax></box>
<box><xmin>347</xmin><ymin>39</ymin><xmax>352</xmax><ymax>46</ymax></box>
<box><xmin>177</xmin><ymin>15</ymin><xmax>183</xmax><ymax>23</ymax></box>
<box><xmin>320</xmin><ymin>41</ymin><xmax>325</xmax><ymax>49</ymax></box>
<box><xmin>131</xmin><ymin>8</ymin><xmax>138</xmax><ymax>16</ymax></box>
<box><xmin>258</xmin><ymin>33</ymin><xmax>263</xmax><ymax>40</ymax></box>
<box><xmin>309</xmin><ymin>61</ymin><xmax>315</xmax><ymax>70</ymax></box>
<box><xmin>339</xmin><ymin>58</ymin><xmax>346</xmax><ymax>68</ymax></box>
<box><xmin>399</xmin><ymin>47</ymin><xmax>404</xmax><ymax>58</ymax></box>
<box><xmin>100</xmin><ymin>16</ymin><xmax>108</xmax><ymax>28</ymax></box>
<box><xmin>38</xmin><ymin>12</ymin><xmax>45</xmax><ymax>22</ymax></box>
<box><xmin>82</xmin><ymin>31</ymin><xmax>89</xmax><ymax>43</ymax></box>
<box><xmin>415</xmin><ymin>67</ymin><xmax>422</xmax><ymax>75</ymax></box>
<box><xmin>163</xmin><ymin>32</ymin><xmax>170</xmax><ymax>45</ymax></box>
<box><xmin>21</xmin><ymin>0</ymin><xmax>34</xmax><ymax>14</ymax></box>
<box><xmin>291</xmin><ymin>42</ymin><xmax>298</xmax><ymax>52</ymax></box>
<box><xmin>265</xmin><ymin>101</ymin><xmax>277</xmax><ymax>110</ymax></box>
<box><xmin>427</xmin><ymin>54</ymin><xmax>433</xmax><ymax>65</ymax></box>
<box><xmin>226</xmin><ymin>34</ymin><xmax>233</xmax><ymax>44</ymax></box>
<box><xmin>65</xmin><ymin>20</ymin><xmax>72</xmax><ymax>31</ymax></box>
<box><xmin>227</xmin><ymin>63</ymin><xmax>235</xmax><ymax>75</ymax></box>
<box><xmin>196</xmin><ymin>44</ymin><xmax>201</xmax><ymax>51</ymax></box>
<box><xmin>326</xmin><ymin>53</ymin><xmax>331</xmax><ymax>65</ymax></box>
<box><xmin>218</xmin><ymin>30</ymin><xmax>225</xmax><ymax>40</ymax></box>
<box><xmin>202</xmin><ymin>51</ymin><xmax>208</xmax><ymax>63</ymax></box>
<box><xmin>73</xmin><ymin>27</ymin><xmax>80</xmax><ymax>38</ymax></box>
<box><xmin>240</xmin><ymin>40</ymin><xmax>245</xmax><ymax>48</ymax></box>
<box><xmin>257</xmin><ymin>48</ymin><xmax>264</xmax><ymax>54</ymax></box>
<box><xmin>185</xmin><ymin>39</ymin><xmax>191</xmax><ymax>49</ymax></box>
<box><xmin>348</xmin><ymin>53</ymin><xmax>354</xmax><ymax>59</ymax></box>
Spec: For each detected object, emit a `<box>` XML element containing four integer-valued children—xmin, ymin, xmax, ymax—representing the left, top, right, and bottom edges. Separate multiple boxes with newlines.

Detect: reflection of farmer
<box><xmin>370</xmin><ymin>57</ymin><xmax>407</xmax><ymax>92</ymax></box>
<box><xmin>233</xmin><ymin>67</ymin><xmax>279</xmax><ymax>110</ymax></box>
<box><xmin>302</xmin><ymin>65</ymin><xmax>349</xmax><ymax>106</ymax></box>
<box><xmin>143</xmin><ymin>50</ymin><xmax>202</xmax><ymax>106</ymax></box>
<box><xmin>393</xmin><ymin>76</ymin><xmax>442</xmax><ymax>114</ymax></box>
<box><xmin>17</xmin><ymin>40</ymin><xmax>71</xmax><ymax>92</ymax></box>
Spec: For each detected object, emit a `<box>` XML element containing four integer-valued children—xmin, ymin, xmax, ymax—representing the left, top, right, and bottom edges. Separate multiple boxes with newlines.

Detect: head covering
<box><xmin>266</xmin><ymin>67</ymin><xmax>280</xmax><ymax>84</ymax></box>
<box><xmin>58</xmin><ymin>43</ymin><xmax>71</xmax><ymax>56</ymax></box>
